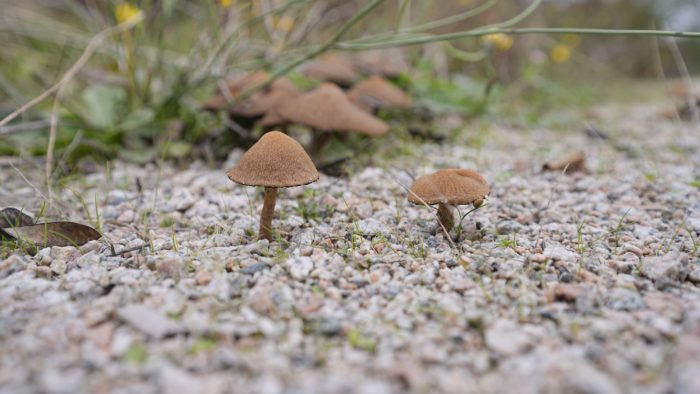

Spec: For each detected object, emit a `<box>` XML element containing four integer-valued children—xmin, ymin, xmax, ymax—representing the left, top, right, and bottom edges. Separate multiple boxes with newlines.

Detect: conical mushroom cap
<box><xmin>230</xmin><ymin>77</ymin><xmax>301</xmax><ymax>117</ymax></box>
<box><xmin>302</xmin><ymin>53</ymin><xmax>358</xmax><ymax>86</ymax></box>
<box><xmin>347</xmin><ymin>76</ymin><xmax>411</xmax><ymax>113</ymax></box>
<box><xmin>227</xmin><ymin>131</ymin><xmax>319</xmax><ymax>188</ymax></box>
<box><xmin>202</xmin><ymin>71</ymin><xmax>270</xmax><ymax>111</ymax></box>
<box><xmin>358</xmin><ymin>49</ymin><xmax>409</xmax><ymax>78</ymax></box>
<box><xmin>408</xmin><ymin>168</ymin><xmax>489</xmax><ymax>206</ymax></box>
<box><xmin>276</xmin><ymin>83</ymin><xmax>389</xmax><ymax>136</ymax></box>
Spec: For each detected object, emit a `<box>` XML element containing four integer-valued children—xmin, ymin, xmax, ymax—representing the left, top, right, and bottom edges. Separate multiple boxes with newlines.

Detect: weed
<box><xmin>189</xmin><ymin>337</ymin><xmax>217</xmax><ymax>355</ymax></box>
<box><xmin>159</xmin><ymin>216</ymin><xmax>174</xmax><ymax>228</ymax></box>
<box><xmin>124</xmin><ymin>344</ymin><xmax>148</xmax><ymax>364</ymax></box>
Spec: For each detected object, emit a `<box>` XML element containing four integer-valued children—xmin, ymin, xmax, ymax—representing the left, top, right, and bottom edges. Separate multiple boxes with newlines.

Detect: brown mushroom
<box><xmin>408</xmin><ymin>169</ymin><xmax>489</xmax><ymax>232</ymax></box>
<box><xmin>347</xmin><ymin>76</ymin><xmax>411</xmax><ymax>113</ymax></box>
<box><xmin>301</xmin><ymin>53</ymin><xmax>358</xmax><ymax>88</ymax></box>
<box><xmin>357</xmin><ymin>49</ymin><xmax>409</xmax><ymax>79</ymax></box>
<box><xmin>227</xmin><ymin>131</ymin><xmax>319</xmax><ymax>241</ymax></box>
<box><xmin>542</xmin><ymin>151</ymin><xmax>585</xmax><ymax>172</ymax></box>
<box><xmin>275</xmin><ymin>83</ymin><xmax>389</xmax><ymax>156</ymax></box>
<box><xmin>203</xmin><ymin>72</ymin><xmax>300</xmax><ymax>120</ymax></box>
<box><xmin>202</xmin><ymin>71</ymin><xmax>270</xmax><ymax>111</ymax></box>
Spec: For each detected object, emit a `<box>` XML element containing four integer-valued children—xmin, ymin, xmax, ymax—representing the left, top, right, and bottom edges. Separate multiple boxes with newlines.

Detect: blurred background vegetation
<box><xmin>0</xmin><ymin>0</ymin><xmax>698</xmax><ymax>177</ymax></box>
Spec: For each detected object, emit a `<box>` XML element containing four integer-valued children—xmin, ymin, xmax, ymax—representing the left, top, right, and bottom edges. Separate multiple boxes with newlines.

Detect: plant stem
<box><xmin>337</xmin><ymin>27</ymin><xmax>700</xmax><ymax>50</ymax></box>
<box><xmin>237</xmin><ymin>0</ymin><xmax>385</xmax><ymax>101</ymax></box>
<box><xmin>259</xmin><ymin>187</ymin><xmax>277</xmax><ymax>241</ymax></box>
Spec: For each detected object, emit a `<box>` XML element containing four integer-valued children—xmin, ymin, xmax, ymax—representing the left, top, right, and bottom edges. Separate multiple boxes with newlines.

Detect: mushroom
<box><xmin>227</xmin><ymin>131</ymin><xmax>319</xmax><ymax>241</ymax></box>
<box><xmin>301</xmin><ymin>53</ymin><xmax>358</xmax><ymax>88</ymax></box>
<box><xmin>203</xmin><ymin>72</ymin><xmax>300</xmax><ymax>122</ymax></box>
<box><xmin>202</xmin><ymin>71</ymin><xmax>270</xmax><ymax>111</ymax></box>
<box><xmin>542</xmin><ymin>151</ymin><xmax>585</xmax><ymax>173</ymax></box>
<box><xmin>347</xmin><ymin>76</ymin><xmax>411</xmax><ymax>114</ymax></box>
<box><xmin>407</xmin><ymin>169</ymin><xmax>489</xmax><ymax>232</ymax></box>
<box><xmin>357</xmin><ymin>49</ymin><xmax>409</xmax><ymax>79</ymax></box>
<box><xmin>275</xmin><ymin>83</ymin><xmax>389</xmax><ymax>156</ymax></box>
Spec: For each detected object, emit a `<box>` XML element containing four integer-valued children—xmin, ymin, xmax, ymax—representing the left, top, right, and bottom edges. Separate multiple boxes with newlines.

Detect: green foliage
<box><xmin>124</xmin><ymin>344</ymin><xmax>148</xmax><ymax>364</ymax></box>
<box><xmin>189</xmin><ymin>337</ymin><xmax>218</xmax><ymax>355</ymax></box>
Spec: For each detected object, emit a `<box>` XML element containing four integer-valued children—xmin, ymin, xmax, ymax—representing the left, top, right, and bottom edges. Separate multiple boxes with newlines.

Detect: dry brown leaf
<box><xmin>1</xmin><ymin>221</ymin><xmax>101</xmax><ymax>248</ymax></box>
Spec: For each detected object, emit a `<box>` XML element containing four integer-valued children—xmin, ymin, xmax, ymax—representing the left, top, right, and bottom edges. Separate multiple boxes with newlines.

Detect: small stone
<box><xmin>37</xmin><ymin>248</ymin><xmax>52</xmax><ymax>265</ymax></box>
<box><xmin>640</xmin><ymin>252</ymin><xmax>689</xmax><ymax>290</ymax></box>
<box><xmin>688</xmin><ymin>267</ymin><xmax>700</xmax><ymax>284</ymax></box>
<box><xmin>485</xmin><ymin>319</ymin><xmax>533</xmax><ymax>356</ymax></box>
<box><xmin>0</xmin><ymin>254</ymin><xmax>27</xmax><ymax>278</ymax></box>
<box><xmin>287</xmin><ymin>257</ymin><xmax>313</xmax><ymax>280</ymax></box>
<box><xmin>51</xmin><ymin>246</ymin><xmax>81</xmax><ymax>262</ymax></box>
<box><xmin>50</xmin><ymin>259</ymin><xmax>67</xmax><ymax>275</ymax></box>
<box><xmin>155</xmin><ymin>255</ymin><xmax>186</xmax><ymax>280</ymax></box>
<box><xmin>240</xmin><ymin>262</ymin><xmax>269</xmax><ymax>275</ymax></box>
<box><xmin>550</xmin><ymin>283</ymin><xmax>584</xmax><ymax>303</ymax></box>
<box><xmin>420</xmin><ymin>267</ymin><xmax>436</xmax><ymax>284</ymax></box>
<box><xmin>607</xmin><ymin>287</ymin><xmax>645</xmax><ymax>311</ymax></box>
<box><xmin>117</xmin><ymin>304</ymin><xmax>183</xmax><ymax>339</ymax></box>
<box><xmin>355</xmin><ymin>218</ymin><xmax>389</xmax><ymax>237</ymax></box>
<box><xmin>117</xmin><ymin>210</ymin><xmax>136</xmax><ymax>223</ymax></box>
<box><xmin>195</xmin><ymin>271</ymin><xmax>213</xmax><ymax>286</ymax></box>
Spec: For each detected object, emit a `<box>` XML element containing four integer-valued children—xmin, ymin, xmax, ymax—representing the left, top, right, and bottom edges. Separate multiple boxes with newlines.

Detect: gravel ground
<box><xmin>1</xmin><ymin>99</ymin><xmax>699</xmax><ymax>394</ymax></box>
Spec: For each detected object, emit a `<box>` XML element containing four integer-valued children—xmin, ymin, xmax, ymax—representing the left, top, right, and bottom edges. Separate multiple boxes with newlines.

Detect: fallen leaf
<box><xmin>0</xmin><ymin>207</ymin><xmax>34</xmax><ymax>228</ymax></box>
<box><xmin>1</xmin><ymin>221</ymin><xmax>101</xmax><ymax>248</ymax></box>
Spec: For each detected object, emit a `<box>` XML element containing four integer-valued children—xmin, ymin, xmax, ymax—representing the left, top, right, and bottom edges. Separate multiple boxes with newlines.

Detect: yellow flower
<box><xmin>115</xmin><ymin>2</ymin><xmax>142</xmax><ymax>24</ymax></box>
<box><xmin>481</xmin><ymin>33</ymin><xmax>513</xmax><ymax>52</ymax></box>
<box><xmin>276</xmin><ymin>15</ymin><xmax>295</xmax><ymax>33</ymax></box>
<box><xmin>550</xmin><ymin>44</ymin><xmax>571</xmax><ymax>64</ymax></box>
<box><xmin>562</xmin><ymin>34</ymin><xmax>580</xmax><ymax>48</ymax></box>
<box><xmin>218</xmin><ymin>0</ymin><xmax>233</xmax><ymax>8</ymax></box>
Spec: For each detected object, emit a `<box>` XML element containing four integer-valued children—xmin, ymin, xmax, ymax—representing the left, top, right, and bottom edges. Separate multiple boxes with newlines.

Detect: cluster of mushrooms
<box><xmin>213</xmin><ymin>52</ymin><xmax>489</xmax><ymax>241</ymax></box>
<box><xmin>227</xmin><ymin>131</ymin><xmax>489</xmax><ymax>241</ymax></box>
<box><xmin>204</xmin><ymin>53</ymin><xmax>412</xmax><ymax>158</ymax></box>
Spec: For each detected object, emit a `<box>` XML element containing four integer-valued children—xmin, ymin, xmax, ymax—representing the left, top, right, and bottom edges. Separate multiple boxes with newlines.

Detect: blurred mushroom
<box><xmin>276</xmin><ymin>83</ymin><xmax>389</xmax><ymax>157</ymax></box>
<box><xmin>202</xmin><ymin>71</ymin><xmax>270</xmax><ymax>112</ymax></box>
<box><xmin>543</xmin><ymin>151</ymin><xmax>585</xmax><ymax>172</ymax></box>
<box><xmin>408</xmin><ymin>169</ymin><xmax>489</xmax><ymax>232</ymax></box>
<box><xmin>301</xmin><ymin>53</ymin><xmax>358</xmax><ymax>88</ymax></box>
<box><xmin>347</xmin><ymin>76</ymin><xmax>411</xmax><ymax>113</ymax></box>
<box><xmin>227</xmin><ymin>131</ymin><xmax>319</xmax><ymax>241</ymax></box>
<box><xmin>357</xmin><ymin>49</ymin><xmax>409</xmax><ymax>79</ymax></box>
<box><xmin>204</xmin><ymin>72</ymin><xmax>301</xmax><ymax>136</ymax></box>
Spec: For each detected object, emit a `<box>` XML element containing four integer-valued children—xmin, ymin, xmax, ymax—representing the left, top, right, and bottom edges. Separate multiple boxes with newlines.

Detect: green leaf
<box><xmin>81</xmin><ymin>85</ymin><xmax>127</xmax><ymax>129</ymax></box>
<box><xmin>119</xmin><ymin>108</ymin><xmax>155</xmax><ymax>132</ymax></box>
<box><xmin>164</xmin><ymin>141</ymin><xmax>192</xmax><ymax>159</ymax></box>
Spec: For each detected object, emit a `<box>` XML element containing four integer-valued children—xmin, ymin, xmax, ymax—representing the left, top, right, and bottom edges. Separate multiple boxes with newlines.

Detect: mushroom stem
<box><xmin>259</xmin><ymin>187</ymin><xmax>277</xmax><ymax>241</ymax></box>
<box><xmin>437</xmin><ymin>203</ymin><xmax>455</xmax><ymax>233</ymax></box>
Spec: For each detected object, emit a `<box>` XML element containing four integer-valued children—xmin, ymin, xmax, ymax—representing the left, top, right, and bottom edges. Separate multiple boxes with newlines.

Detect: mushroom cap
<box><xmin>301</xmin><ymin>53</ymin><xmax>358</xmax><ymax>86</ymax></box>
<box><xmin>347</xmin><ymin>76</ymin><xmax>411</xmax><ymax>113</ymax></box>
<box><xmin>230</xmin><ymin>77</ymin><xmax>301</xmax><ymax>117</ymax></box>
<box><xmin>227</xmin><ymin>131</ymin><xmax>319</xmax><ymax>188</ymax></box>
<box><xmin>408</xmin><ymin>168</ymin><xmax>489</xmax><ymax>206</ymax></box>
<box><xmin>202</xmin><ymin>71</ymin><xmax>270</xmax><ymax>111</ymax></box>
<box><xmin>358</xmin><ymin>49</ymin><xmax>409</xmax><ymax>78</ymax></box>
<box><xmin>276</xmin><ymin>83</ymin><xmax>389</xmax><ymax>136</ymax></box>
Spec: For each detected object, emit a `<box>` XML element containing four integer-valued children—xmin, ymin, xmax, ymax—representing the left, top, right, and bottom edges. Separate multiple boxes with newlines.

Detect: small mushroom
<box><xmin>202</xmin><ymin>71</ymin><xmax>270</xmax><ymax>111</ymax></box>
<box><xmin>542</xmin><ymin>151</ymin><xmax>585</xmax><ymax>172</ymax></box>
<box><xmin>357</xmin><ymin>49</ymin><xmax>409</xmax><ymax>79</ymax></box>
<box><xmin>203</xmin><ymin>72</ymin><xmax>300</xmax><ymax>121</ymax></box>
<box><xmin>227</xmin><ymin>131</ymin><xmax>319</xmax><ymax>241</ymax></box>
<box><xmin>275</xmin><ymin>83</ymin><xmax>389</xmax><ymax>157</ymax></box>
<box><xmin>347</xmin><ymin>76</ymin><xmax>411</xmax><ymax>113</ymax></box>
<box><xmin>408</xmin><ymin>169</ymin><xmax>489</xmax><ymax>232</ymax></box>
<box><xmin>301</xmin><ymin>53</ymin><xmax>358</xmax><ymax>88</ymax></box>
